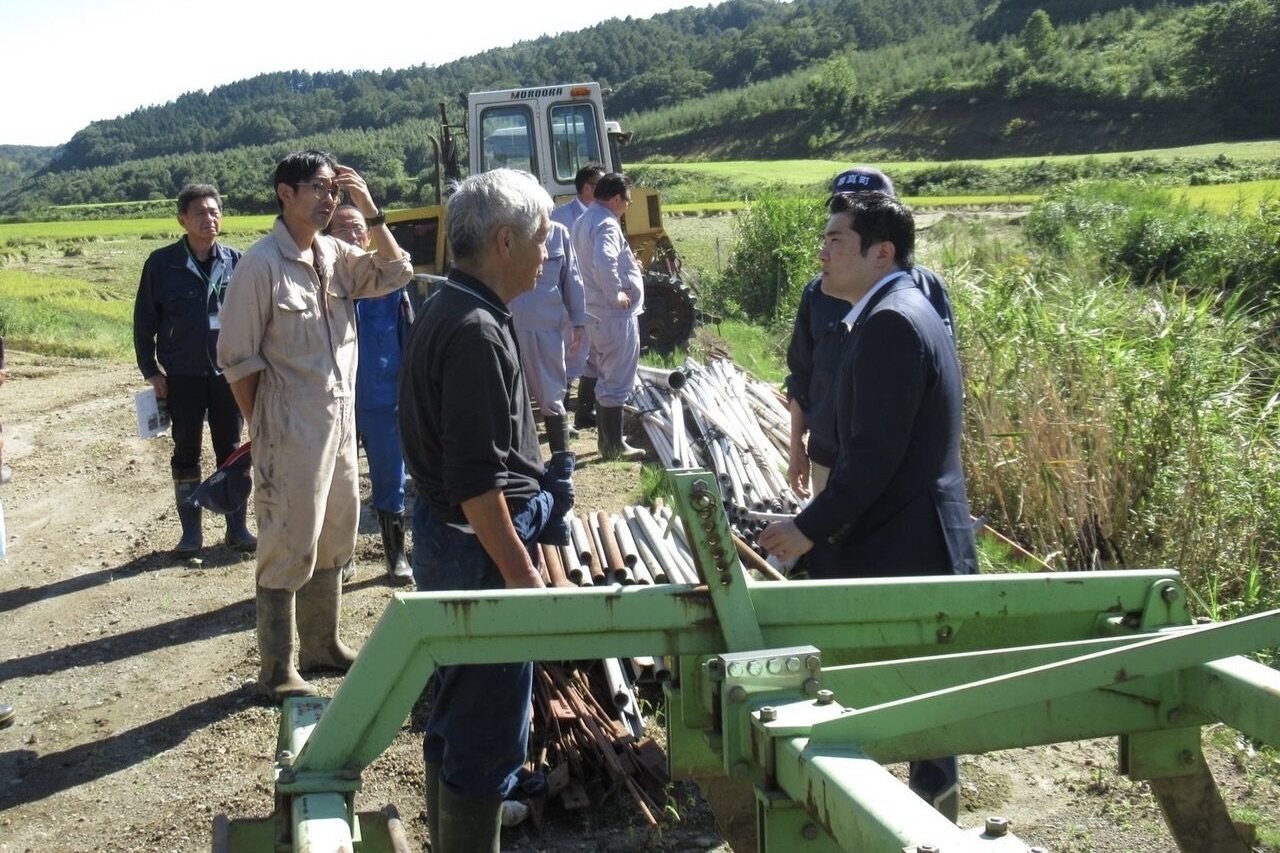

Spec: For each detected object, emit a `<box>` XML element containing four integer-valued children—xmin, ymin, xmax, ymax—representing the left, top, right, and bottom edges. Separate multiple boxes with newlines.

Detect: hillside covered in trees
<box><xmin>2</xmin><ymin>0</ymin><xmax>1277</xmax><ymax>215</ymax></box>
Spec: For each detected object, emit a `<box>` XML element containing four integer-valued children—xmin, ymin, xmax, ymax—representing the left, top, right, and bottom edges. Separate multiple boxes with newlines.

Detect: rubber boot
<box><xmin>224</xmin><ymin>504</ymin><xmax>257</xmax><ymax>552</ymax></box>
<box><xmin>255</xmin><ymin>587</ymin><xmax>317</xmax><ymax>703</ymax></box>
<box><xmin>561</xmin><ymin>394</ymin><xmax>579</xmax><ymax>439</ymax></box>
<box><xmin>573</xmin><ymin>377</ymin><xmax>597</xmax><ymax>429</ymax></box>
<box><xmin>0</xmin><ymin>703</ymin><xmax>14</xmax><ymax>729</ymax></box>
<box><xmin>173</xmin><ymin>476</ymin><xmax>203</xmax><ymax>555</ymax></box>
<box><xmin>425</xmin><ymin>761</ymin><xmax>442</xmax><ymax>851</ymax></box>
<box><xmin>436</xmin><ymin>782</ymin><xmax>503</xmax><ymax>853</ymax></box>
<box><xmin>297</xmin><ymin>567</ymin><xmax>358</xmax><ymax>673</ymax></box>
<box><xmin>544</xmin><ymin>414</ymin><xmax>570</xmax><ymax>455</ymax></box>
<box><xmin>378</xmin><ymin>509</ymin><xmax>413</xmax><ymax>586</ymax></box>
<box><xmin>597</xmin><ymin>406</ymin><xmax>644</xmax><ymax>462</ymax></box>
<box><xmin>0</xmin><ymin>446</ymin><xmax>12</xmax><ymax>485</ymax></box>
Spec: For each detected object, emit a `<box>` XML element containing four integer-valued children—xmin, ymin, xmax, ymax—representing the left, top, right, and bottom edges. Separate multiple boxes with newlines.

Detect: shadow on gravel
<box><xmin>0</xmin><ymin>596</ymin><xmax>253</xmax><ymax>682</ymax></box>
<box><xmin>0</xmin><ymin>545</ymin><xmax>252</xmax><ymax>614</ymax></box>
<box><xmin>0</xmin><ymin>683</ymin><xmax>260</xmax><ymax>809</ymax></box>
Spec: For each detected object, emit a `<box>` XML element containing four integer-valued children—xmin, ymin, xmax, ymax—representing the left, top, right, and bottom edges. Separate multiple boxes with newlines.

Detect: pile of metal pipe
<box><xmin>539</xmin><ymin>504</ymin><xmax>703</xmax><ymax>589</ymax></box>
<box><xmin>628</xmin><ymin>357</ymin><xmax>802</xmax><ymax>557</ymax></box>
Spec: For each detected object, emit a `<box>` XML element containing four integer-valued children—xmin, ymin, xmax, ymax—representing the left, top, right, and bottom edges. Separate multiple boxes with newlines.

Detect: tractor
<box><xmin>385</xmin><ymin>82</ymin><xmax>698</xmax><ymax>353</ymax></box>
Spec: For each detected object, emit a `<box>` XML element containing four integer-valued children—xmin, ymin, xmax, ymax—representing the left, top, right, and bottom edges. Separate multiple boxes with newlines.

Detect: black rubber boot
<box><xmin>597</xmin><ymin>406</ymin><xmax>644</xmax><ymax>462</ymax></box>
<box><xmin>425</xmin><ymin>762</ymin><xmax>442</xmax><ymax>851</ymax></box>
<box><xmin>173</xmin><ymin>476</ymin><xmax>203</xmax><ymax>555</ymax></box>
<box><xmin>544</xmin><ymin>414</ymin><xmax>571</xmax><ymax>454</ymax></box>
<box><xmin>297</xmin><ymin>567</ymin><xmax>358</xmax><ymax>673</ymax></box>
<box><xmin>573</xmin><ymin>377</ymin><xmax>598</xmax><ymax>429</ymax></box>
<box><xmin>378</xmin><ymin>510</ymin><xmax>413</xmax><ymax>586</ymax></box>
<box><xmin>224</xmin><ymin>504</ymin><xmax>257</xmax><ymax>552</ymax></box>
<box><xmin>436</xmin><ymin>782</ymin><xmax>503</xmax><ymax>853</ymax></box>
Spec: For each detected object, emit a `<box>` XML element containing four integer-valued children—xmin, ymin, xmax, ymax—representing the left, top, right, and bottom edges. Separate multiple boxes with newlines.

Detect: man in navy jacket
<box><xmin>785</xmin><ymin>167</ymin><xmax>955</xmax><ymax>499</ymax></box>
<box><xmin>761</xmin><ymin>191</ymin><xmax>977</xmax><ymax>821</ymax></box>
<box><xmin>134</xmin><ymin>184</ymin><xmax>255</xmax><ymax>556</ymax></box>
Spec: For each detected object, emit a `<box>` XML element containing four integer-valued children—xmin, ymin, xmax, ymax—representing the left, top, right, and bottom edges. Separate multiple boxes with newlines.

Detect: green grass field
<box><xmin>650</xmin><ymin>141</ymin><xmax>1280</xmax><ymax>184</ymax></box>
<box><xmin>0</xmin><ymin>215</ymin><xmax>276</xmax><ymax>241</ymax></box>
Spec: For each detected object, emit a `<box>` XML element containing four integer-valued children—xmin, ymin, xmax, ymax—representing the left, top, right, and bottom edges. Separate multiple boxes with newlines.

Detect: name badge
<box><xmin>209</xmin><ymin>313</ymin><xmax>221</xmax><ymax>330</ymax></box>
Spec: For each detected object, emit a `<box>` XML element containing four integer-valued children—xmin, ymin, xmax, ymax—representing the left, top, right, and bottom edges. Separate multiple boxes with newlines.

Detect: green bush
<box><xmin>1024</xmin><ymin>181</ymin><xmax>1280</xmax><ymax>305</ymax></box>
<box><xmin>707</xmin><ymin>194</ymin><xmax>824</xmax><ymax>326</ymax></box>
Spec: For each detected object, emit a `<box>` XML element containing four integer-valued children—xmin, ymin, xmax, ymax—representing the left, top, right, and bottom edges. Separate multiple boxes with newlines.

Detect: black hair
<box><xmin>826</xmin><ymin>191</ymin><xmax>915</xmax><ymax>269</ymax></box>
<box><xmin>272</xmin><ymin>150</ymin><xmax>337</xmax><ymax>212</ymax></box>
<box><xmin>592</xmin><ymin>172</ymin><xmax>631</xmax><ymax>202</ymax></box>
<box><xmin>574</xmin><ymin>163</ymin><xmax>606</xmax><ymax>194</ymax></box>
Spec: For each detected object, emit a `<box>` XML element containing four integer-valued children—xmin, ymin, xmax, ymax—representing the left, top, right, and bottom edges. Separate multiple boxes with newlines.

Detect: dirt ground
<box><xmin>0</xmin><ymin>353</ymin><xmax>1276</xmax><ymax>853</ymax></box>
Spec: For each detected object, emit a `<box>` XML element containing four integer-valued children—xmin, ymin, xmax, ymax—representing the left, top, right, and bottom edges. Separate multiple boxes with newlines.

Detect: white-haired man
<box><xmin>399</xmin><ymin>168</ymin><xmax>575</xmax><ymax>852</ymax></box>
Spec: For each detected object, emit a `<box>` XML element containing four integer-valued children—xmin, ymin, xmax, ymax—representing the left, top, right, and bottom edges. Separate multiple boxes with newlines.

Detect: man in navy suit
<box><xmin>760</xmin><ymin>190</ymin><xmax>977</xmax><ymax>820</ymax></box>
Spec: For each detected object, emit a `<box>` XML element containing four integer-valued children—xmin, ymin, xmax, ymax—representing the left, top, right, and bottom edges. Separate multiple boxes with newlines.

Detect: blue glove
<box><xmin>536</xmin><ymin>451</ymin><xmax>576</xmax><ymax>546</ymax></box>
<box><xmin>540</xmin><ymin>451</ymin><xmax>576</xmax><ymax>516</ymax></box>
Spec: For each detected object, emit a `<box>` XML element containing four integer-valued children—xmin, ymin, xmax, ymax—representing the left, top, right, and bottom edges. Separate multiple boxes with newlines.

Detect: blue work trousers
<box><xmin>412</xmin><ymin>498</ymin><xmax>536</xmax><ymax>799</ymax></box>
<box><xmin>356</xmin><ymin>403</ymin><xmax>406</xmax><ymax>514</ymax></box>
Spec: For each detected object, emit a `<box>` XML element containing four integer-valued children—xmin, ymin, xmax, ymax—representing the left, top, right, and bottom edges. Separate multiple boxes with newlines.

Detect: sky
<box><xmin>0</xmin><ymin>0</ymin><xmax>728</xmax><ymax>148</ymax></box>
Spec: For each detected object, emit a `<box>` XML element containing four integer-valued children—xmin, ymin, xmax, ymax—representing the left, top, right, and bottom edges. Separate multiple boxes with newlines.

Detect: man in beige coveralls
<box><xmin>217</xmin><ymin>150</ymin><xmax>413</xmax><ymax>702</ymax></box>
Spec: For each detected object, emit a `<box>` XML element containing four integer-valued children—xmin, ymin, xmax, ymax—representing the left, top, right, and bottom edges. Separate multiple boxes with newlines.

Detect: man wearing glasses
<box><xmin>133</xmin><ymin>184</ymin><xmax>256</xmax><ymax>556</ymax></box>
<box><xmin>570</xmin><ymin>172</ymin><xmax>646</xmax><ymax>461</ymax></box>
<box><xmin>325</xmin><ymin>204</ymin><xmax>414</xmax><ymax>586</ymax></box>
<box><xmin>217</xmin><ymin>151</ymin><xmax>413</xmax><ymax>702</ymax></box>
<box><xmin>552</xmin><ymin>163</ymin><xmax>605</xmax><ymax>430</ymax></box>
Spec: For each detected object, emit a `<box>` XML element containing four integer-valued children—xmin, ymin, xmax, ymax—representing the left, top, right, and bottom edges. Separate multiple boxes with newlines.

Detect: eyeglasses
<box><xmin>297</xmin><ymin>181</ymin><xmax>343</xmax><ymax>201</ymax></box>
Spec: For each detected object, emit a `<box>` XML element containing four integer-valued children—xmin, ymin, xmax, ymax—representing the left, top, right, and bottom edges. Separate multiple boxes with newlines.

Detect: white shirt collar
<box><xmin>840</xmin><ymin>270</ymin><xmax>908</xmax><ymax>330</ymax></box>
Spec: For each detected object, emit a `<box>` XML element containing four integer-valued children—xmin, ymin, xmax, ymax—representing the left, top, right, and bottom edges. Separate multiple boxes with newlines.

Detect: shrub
<box><xmin>710</xmin><ymin>194</ymin><xmax>824</xmax><ymax>326</ymax></box>
<box><xmin>1024</xmin><ymin>180</ymin><xmax>1280</xmax><ymax>306</ymax></box>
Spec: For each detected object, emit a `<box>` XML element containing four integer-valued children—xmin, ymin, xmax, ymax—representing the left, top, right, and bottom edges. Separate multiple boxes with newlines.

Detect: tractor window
<box><xmin>549</xmin><ymin>103</ymin><xmax>603</xmax><ymax>184</ymax></box>
<box><xmin>480</xmin><ymin>107</ymin><xmax>534</xmax><ymax>173</ymax></box>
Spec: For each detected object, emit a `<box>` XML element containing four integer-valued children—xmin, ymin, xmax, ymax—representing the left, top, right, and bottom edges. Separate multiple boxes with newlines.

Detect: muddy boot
<box><xmin>297</xmin><ymin>567</ymin><xmax>358</xmax><ymax>673</ymax></box>
<box><xmin>597</xmin><ymin>406</ymin><xmax>644</xmax><ymax>462</ymax></box>
<box><xmin>436</xmin><ymin>783</ymin><xmax>503</xmax><ymax>853</ymax></box>
<box><xmin>561</xmin><ymin>394</ymin><xmax>579</xmax><ymax>439</ymax></box>
<box><xmin>255</xmin><ymin>587</ymin><xmax>317</xmax><ymax>703</ymax></box>
<box><xmin>224</xmin><ymin>504</ymin><xmax>257</xmax><ymax>552</ymax></box>
<box><xmin>425</xmin><ymin>762</ymin><xmax>442</xmax><ymax>851</ymax></box>
<box><xmin>173</xmin><ymin>475</ymin><xmax>203</xmax><ymax>555</ymax></box>
<box><xmin>573</xmin><ymin>377</ymin><xmax>597</xmax><ymax>430</ymax></box>
<box><xmin>544</xmin><ymin>414</ymin><xmax>571</xmax><ymax>455</ymax></box>
<box><xmin>378</xmin><ymin>510</ymin><xmax>413</xmax><ymax>586</ymax></box>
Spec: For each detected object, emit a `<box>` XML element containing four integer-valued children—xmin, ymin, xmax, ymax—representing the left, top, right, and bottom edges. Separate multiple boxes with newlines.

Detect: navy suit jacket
<box><xmin>795</xmin><ymin>274</ymin><xmax>978</xmax><ymax>579</ymax></box>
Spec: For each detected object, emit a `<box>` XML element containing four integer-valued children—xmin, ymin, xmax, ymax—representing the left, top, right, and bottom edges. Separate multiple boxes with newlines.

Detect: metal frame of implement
<box><xmin>215</xmin><ymin>471</ymin><xmax>1280</xmax><ymax>853</ymax></box>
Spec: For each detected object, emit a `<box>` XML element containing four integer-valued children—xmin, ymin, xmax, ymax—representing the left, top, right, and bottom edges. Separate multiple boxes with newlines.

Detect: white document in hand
<box><xmin>134</xmin><ymin>387</ymin><xmax>171</xmax><ymax>439</ymax></box>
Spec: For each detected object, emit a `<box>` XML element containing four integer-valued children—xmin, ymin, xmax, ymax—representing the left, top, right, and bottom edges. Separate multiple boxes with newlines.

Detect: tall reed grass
<box><xmin>948</xmin><ymin>195</ymin><xmax>1280</xmax><ymax>619</ymax></box>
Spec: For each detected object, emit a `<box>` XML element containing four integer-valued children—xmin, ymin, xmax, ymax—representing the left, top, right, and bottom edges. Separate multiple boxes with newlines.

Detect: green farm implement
<box><xmin>215</xmin><ymin>471</ymin><xmax>1280</xmax><ymax>852</ymax></box>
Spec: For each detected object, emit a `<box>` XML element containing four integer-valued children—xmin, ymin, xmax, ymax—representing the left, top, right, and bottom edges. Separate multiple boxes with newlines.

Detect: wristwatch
<box><xmin>365</xmin><ymin>208</ymin><xmax>386</xmax><ymax>227</ymax></box>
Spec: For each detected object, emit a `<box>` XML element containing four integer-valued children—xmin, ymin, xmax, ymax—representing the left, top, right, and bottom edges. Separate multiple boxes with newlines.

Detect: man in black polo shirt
<box><xmin>399</xmin><ymin>168</ymin><xmax>572</xmax><ymax>852</ymax></box>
